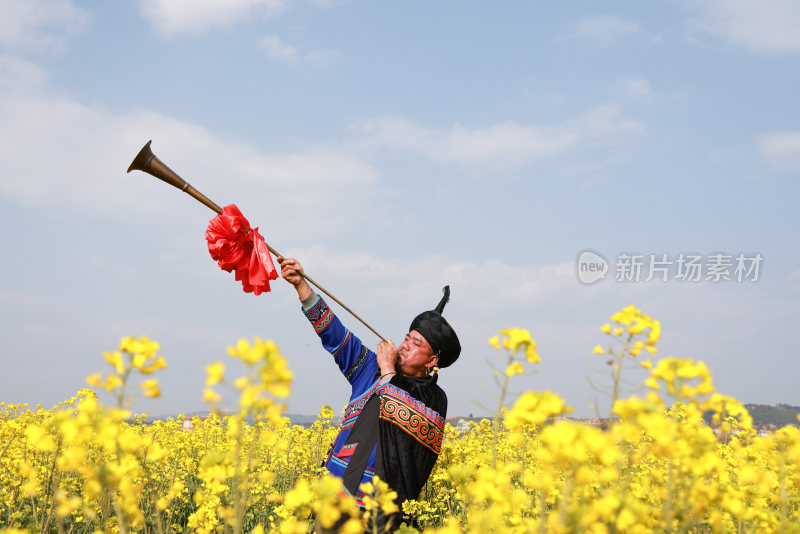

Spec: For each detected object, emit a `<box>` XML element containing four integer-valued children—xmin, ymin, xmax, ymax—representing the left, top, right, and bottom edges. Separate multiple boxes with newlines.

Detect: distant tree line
<box><xmin>744</xmin><ymin>403</ymin><xmax>800</xmax><ymax>427</ymax></box>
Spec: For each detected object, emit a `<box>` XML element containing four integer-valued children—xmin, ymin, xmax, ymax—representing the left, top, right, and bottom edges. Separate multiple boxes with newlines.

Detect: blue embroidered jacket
<box><xmin>302</xmin><ymin>294</ymin><xmax>447</xmax><ymax>508</ymax></box>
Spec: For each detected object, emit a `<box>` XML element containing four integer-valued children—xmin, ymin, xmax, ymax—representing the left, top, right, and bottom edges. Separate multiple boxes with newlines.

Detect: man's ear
<box><xmin>427</xmin><ymin>354</ymin><xmax>439</xmax><ymax>368</ymax></box>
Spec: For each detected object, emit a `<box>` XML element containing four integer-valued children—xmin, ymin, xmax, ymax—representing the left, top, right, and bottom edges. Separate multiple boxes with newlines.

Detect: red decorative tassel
<box><xmin>205</xmin><ymin>205</ymin><xmax>278</xmax><ymax>295</ymax></box>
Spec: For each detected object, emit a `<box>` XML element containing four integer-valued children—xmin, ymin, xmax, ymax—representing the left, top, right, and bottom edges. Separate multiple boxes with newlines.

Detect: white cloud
<box><xmin>575</xmin><ymin>15</ymin><xmax>641</xmax><ymax>41</ymax></box>
<box><xmin>349</xmin><ymin>106</ymin><xmax>643</xmax><ymax>170</ymax></box>
<box><xmin>351</xmin><ymin>117</ymin><xmax>575</xmax><ymax>167</ymax></box>
<box><xmin>0</xmin><ymin>54</ymin><xmax>48</xmax><ymax>92</ymax></box>
<box><xmin>292</xmin><ymin>246</ymin><xmax>576</xmax><ymax>311</ymax></box>
<box><xmin>259</xmin><ymin>34</ymin><xmax>300</xmax><ymax>61</ymax></box>
<box><xmin>0</xmin><ymin>58</ymin><xmax>379</xmax><ymax>241</ymax></box>
<box><xmin>579</xmin><ymin>105</ymin><xmax>644</xmax><ymax>139</ymax></box>
<box><xmin>308</xmin><ymin>0</ymin><xmax>348</xmax><ymax>8</ymax></box>
<box><xmin>140</xmin><ymin>0</ymin><xmax>290</xmax><ymax>36</ymax></box>
<box><xmin>687</xmin><ymin>0</ymin><xmax>800</xmax><ymax>54</ymax></box>
<box><xmin>0</xmin><ymin>0</ymin><xmax>88</xmax><ymax>50</ymax></box>
<box><xmin>258</xmin><ymin>34</ymin><xmax>337</xmax><ymax>65</ymax></box>
<box><xmin>757</xmin><ymin>131</ymin><xmax>800</xmax><ymax>171</ymax></box>
<box><xmin>617</xmin><ymin>77</ymin><xmax>658</xmax><ymax>100</ymax></box>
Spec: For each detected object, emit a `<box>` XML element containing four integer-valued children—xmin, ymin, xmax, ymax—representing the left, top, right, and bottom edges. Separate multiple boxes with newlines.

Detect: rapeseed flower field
<box><xmin>1</xmin><ymin>306</ymin><xmax>798</xmax><ymax>533</ymax></box>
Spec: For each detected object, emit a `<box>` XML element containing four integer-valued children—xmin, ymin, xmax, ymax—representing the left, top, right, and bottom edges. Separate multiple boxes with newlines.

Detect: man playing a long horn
<box><xmin>278</xmin><ymin>257</ymin><xmax>460</xmax><ymax>531</ymax></box>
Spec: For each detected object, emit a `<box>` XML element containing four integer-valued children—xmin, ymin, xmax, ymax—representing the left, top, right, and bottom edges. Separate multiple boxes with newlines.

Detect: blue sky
<box><xmin>1</xmin><ymin>0</ymin><xmax>798</xmax><ymax>418</ymax></box>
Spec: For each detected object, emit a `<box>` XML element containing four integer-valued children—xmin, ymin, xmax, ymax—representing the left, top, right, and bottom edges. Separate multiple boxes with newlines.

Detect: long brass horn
<box><xmin>127</xmin><ymin>140</ymin><xmax>223</xmax><ymax>214</ymax></box>
<box><xmin>126</xmin><ymin>140</ymin><xmax>387</xmax><ymax>341</ymax></box>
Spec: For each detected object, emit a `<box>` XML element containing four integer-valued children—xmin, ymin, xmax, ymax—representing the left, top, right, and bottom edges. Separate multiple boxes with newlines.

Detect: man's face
<box><xmin>397</xmin><ymin>330</ymin><xmax>438</xmax><ymax>377</ymax></box>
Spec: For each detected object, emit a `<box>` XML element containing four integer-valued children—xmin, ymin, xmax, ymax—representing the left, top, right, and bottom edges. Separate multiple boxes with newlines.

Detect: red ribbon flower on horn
<box><xmin>205</xmin><ymin>205</ymin><xmax>278</xmax><ymax>295</ymax></box>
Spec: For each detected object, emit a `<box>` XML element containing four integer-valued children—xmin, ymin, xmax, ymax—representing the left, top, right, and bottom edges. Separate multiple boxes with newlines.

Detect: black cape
<box><xmin>341</xmin><ymin>373</ymin><xmax>447</xmax><ymax>530</ymax></box>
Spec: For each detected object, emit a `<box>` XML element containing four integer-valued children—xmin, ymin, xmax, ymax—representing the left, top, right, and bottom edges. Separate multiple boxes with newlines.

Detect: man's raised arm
<box><xmin>278</xmin><ymin>256</ymin><xmax>379</xmax><ymax>387</ymax></box>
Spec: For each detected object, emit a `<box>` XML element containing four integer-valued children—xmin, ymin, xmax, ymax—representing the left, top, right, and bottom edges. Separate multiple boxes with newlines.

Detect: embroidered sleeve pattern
<box><xmin>304</xmin><ymin>297</ymin><xmax>335</xmax><ymax>333</ymax></box>
<box><xmin>379</xmin><ymin>384</ymin><xmax>445</xmax><ymax>455</ymax></box>
<box><xmin>344</xmin><ymin>346</ymin><xmax>371</xmax><ymax>382</ymax></box>
<box><xmin>341</xmin><ymin>380</ymin><xmax>384</xmax><ymax>428</ymax></box>
<box><xmin>302</xmin><ymin>296</ymin><xmax>379</xmax><ymax>389</ymax></box>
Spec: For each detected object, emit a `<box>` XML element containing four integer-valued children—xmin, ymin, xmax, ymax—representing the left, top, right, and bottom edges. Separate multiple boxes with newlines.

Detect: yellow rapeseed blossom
<box><xmin>2</xmin><ymin>319</ymin><xmax>799</xmax><ymax>534</ymax></box>
<box><xmin>505</xmin><ymin>362</ymin><xmax>524</xmax><ymax>377</ymax></box>
<box><xmin>204</xmin><ymin>387</ymin><xmax>222</xmax><ymax>404</ymax></box>
<box><xmin>140</xmin><ymin>379</ymin><xmax>160</xmax><ymax>398</ymax></box>
<box><xmin>496</xmin><ymin>327</ymin><xmax>540</xmax><ymax>363</ymax></box>
<box><xmin>139</xmin><ymin>355</ymin><xmax>167</xmax><ymax>374</ymax></box>
<box><xmin>504</xmin><ymin>391</ymin><xmax>573</xmax><ymax>429</ymax></box>
<box><xmin>103</xmin><ymin>351</ymin><xmax>125</xmax><ymax>375</ymax></box>
<box><xmin>205</xmin><ymin>361</ymin><xmax>225</xmax><ymax>385</ymax></box>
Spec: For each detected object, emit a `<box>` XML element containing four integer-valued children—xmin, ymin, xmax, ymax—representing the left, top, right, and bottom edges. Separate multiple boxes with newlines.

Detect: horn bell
<box><xmin>127</xmin><ymin>140</ymin><xmax>223</xmax><ymax>214</ymax></box>
<box><xmin>127</xmin><ymin>140</ymin><xmax>189</xmax><ymax>192</ymax></box>
<box><xmin>127</xmin><ymin>140</ymin><xmax>155</xmax><ymax>174</ymax></box>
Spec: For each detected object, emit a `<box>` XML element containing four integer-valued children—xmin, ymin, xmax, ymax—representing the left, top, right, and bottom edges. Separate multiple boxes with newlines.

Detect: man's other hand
<box><xmin>377</xmin><ymin>340</ymin><xmax>398</xmax><ymax>376</ymax></box>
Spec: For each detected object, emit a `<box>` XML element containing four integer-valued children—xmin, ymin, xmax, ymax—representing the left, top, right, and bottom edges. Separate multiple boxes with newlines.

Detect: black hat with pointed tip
<box><xmin>409</xmin><ymin>286</ymin><xmax>461</xmax><ymax>368</ymax></box>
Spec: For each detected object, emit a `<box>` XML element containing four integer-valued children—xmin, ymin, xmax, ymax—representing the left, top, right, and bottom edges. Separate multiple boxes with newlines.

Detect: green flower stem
<box><xmin>609</xmin><ymin>334</ymin><xmax>633</xmax><ymax>425</ymax></box>
<box><xmin>491</xmin><ymin>348</ymin><xmax>515</xmax><ymax>469</ymax></box>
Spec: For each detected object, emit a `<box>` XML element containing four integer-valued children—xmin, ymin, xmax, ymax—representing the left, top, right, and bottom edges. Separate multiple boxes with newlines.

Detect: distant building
<box><xmin>182</xmin><ymin>415</ymin><xmax>210</xmax><ymax>431</ymax></box>
<box><xmin>453</xmin><ymin>418</ymin><xmax>471</xmax><ymax>432</ymax></box>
